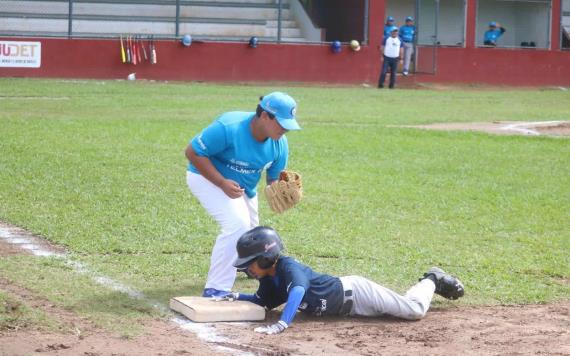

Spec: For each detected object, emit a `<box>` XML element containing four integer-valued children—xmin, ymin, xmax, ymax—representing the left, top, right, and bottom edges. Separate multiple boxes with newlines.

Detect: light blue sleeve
<box><xmin>279</xmin><ymin>286</ymin><xmax>305</xmax><ymax>325</ymax></box>
<box><xmin>190</xmin><ymin>121</ymin><xmax>228</xmax><ymax>157</ymax></box>
<box><xmin>266</xmin><ymin>136</ymin><xmax>289</xmax><ymax>181</ymax></box>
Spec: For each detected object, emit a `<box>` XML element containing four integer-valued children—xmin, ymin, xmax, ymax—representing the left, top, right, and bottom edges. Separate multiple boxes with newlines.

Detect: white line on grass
<box><xmin>0</xmin><ymin>223</ymin><xmax>252</xmax><ymax>356</ymax></box>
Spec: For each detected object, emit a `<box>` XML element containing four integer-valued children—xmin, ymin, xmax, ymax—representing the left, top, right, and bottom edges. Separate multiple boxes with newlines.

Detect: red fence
<box><xmin>1</xmin><ymin>0</ymin><xmax>569</xmax><ymax>86</ymax></box>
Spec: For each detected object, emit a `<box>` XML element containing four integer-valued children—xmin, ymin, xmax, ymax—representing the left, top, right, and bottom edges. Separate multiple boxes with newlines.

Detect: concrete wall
<box><xmin>0</xmin><ymin>36</ymin><xmax>381</xmax><ymax>83</ymax></box>
<box><xmin>418</xmin><ymin>46</ymin><xmax>570</xmax><ymax>86</ymax></box>
<box><xmin>289</xmin><ymin>0</ymin><xmax>323</xmax><ymax>42</ymax></box>
<box><xmin>438</xmin><ymin>0</ymin><xmax>466</xmax><ymax>46</ymax></box>
<box><xmin>385</xmin><ymin>0</ymin><xmax>415</xmax><ymax>28</ymax></box>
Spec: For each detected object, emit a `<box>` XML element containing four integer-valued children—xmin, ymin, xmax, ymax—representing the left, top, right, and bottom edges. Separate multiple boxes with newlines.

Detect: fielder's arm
<box><xmin>185</xmin><ymin>145</ymin><xmax>244</xmax><ymax>198</ymax></box>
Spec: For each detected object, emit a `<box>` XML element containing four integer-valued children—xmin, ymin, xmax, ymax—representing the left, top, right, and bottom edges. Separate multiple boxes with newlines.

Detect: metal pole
<box><xmin>434</xmin><ymin>0</ymin><xmax>440</xmax><ymax>74</ymax></box>
<box><xmin>175</xmin><ymin>0</ymin><xmax>180</xmax><ymax>37</ymax></box>
<box><xmin>277</xmin><ymin>0</ymin><xmax>282</xmax><ymax>43</ymax></box>
<box><xmin>68</xmin><ymin>0</ymin><xmax>73</xmax><ymax>37</ymax></box>
<box><xmin>363</xmin><ymin>0</ymin><xmax>369</xmax><ymax>44</ymax></box>
<box><xmin>414</xmin><ymin>0</ymin><xmax>420</xmax><ymax>73</ymax></box>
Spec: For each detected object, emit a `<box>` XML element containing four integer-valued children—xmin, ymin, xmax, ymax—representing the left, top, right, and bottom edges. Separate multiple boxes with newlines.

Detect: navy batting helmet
<box><xmin>249</xmin><ymin>36</ymin><xmax>259</xmax><ymax>48</ymax></box>
<box><xmin>233</xmin><ymin>226</ymin><xmax>283</xmax><ymax>269</ymax></box>
<box><xmin>331</xmin><ymin>40</ymin><xmax>342</xmax><ymax>53</ymax></box>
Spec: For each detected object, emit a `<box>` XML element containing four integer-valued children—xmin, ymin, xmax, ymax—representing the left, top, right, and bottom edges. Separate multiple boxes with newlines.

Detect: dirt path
<box><xmin>2</xmin><ymin>292</ymin><xmax>568</xmax><ymax>355</ymax></box>
<box><xmin>214</xmin><ymin>303</ymin><xmax>570</xmax><ymax>355</ymax></box>
<box><xmin>400</xmin><ymin>121</ymin><xmax>570</xmax><ymax>137</ymax></box>
<box><xmin>0</xmin><ymin>276</ymin><xmax>219</xmax><ymax>356</ymax></box>
<box><xmin>2</xmin><ymin>224</ymin><xmax>569</xmax><ymax>355</ymax></box>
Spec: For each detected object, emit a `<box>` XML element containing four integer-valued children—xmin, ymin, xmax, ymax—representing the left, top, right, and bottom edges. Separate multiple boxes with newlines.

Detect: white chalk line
<box><xmin>0</xmin><ymin>96</ymin><xmax>71</xmax><ymax>100</ymax></box>
<box><xmin>500</xmin><ymin>121</ymin><xmax>564</xmax><ymax>136</ymax></box>
<box><xmin>0</xmin><ymin>223</ymin><xmax>254</xmax><ymax>356</ymax></box>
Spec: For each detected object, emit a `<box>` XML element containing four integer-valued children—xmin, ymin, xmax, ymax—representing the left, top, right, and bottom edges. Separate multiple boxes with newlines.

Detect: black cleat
<box><xmin>421</xmin><ymin>267</ymin><xmax>465</xmax><ymax>300</ymax></box>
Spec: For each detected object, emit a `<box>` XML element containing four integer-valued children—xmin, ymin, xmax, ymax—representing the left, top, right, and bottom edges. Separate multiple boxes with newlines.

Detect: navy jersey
<box><xmin>255</xmin><ymin>256</ymin><xmax>344</xmax><ymax>316</ymax></box>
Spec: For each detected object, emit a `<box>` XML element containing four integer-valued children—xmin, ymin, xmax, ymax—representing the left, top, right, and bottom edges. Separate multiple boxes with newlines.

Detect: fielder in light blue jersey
<box><xmin>185</xmin><ymin>92</ymin><xmax>301</xmax><ymax>298</ymax></box>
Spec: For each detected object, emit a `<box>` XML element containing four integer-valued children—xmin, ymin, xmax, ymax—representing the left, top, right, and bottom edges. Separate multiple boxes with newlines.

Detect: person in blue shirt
<box><xmin>185</xmin><ymin>92</ymin><xmax>301</xmax><ymax>298</ymax></box>
<box><xmin>484</xmin><ymin>22</ymin><xmax>506</xmax><ymax>46</ymax></box>
<box><xmin>384</xmin><ymin>16</ymin><xmax>396</xmax><ymax>38</ymax></box>
<box><xmin>223</xmin><ymin>227</ymin><xmax>465</xmax><ymax>335</ymax></box>
<box><xmin>399</xmin><ymin>16</ymin><xmax>416</xmax><ymax>76</ymax></box>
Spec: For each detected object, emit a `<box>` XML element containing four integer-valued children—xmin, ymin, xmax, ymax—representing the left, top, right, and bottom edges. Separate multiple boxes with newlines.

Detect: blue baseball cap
<box><xmin>259</xmin><ymin>92</ymin><xmax>301</xmax><ymax>131</ymax></box>
<box><xmin>387</xmin><ymin>16</ymin><xmax>394</xmax><ymax>22</ymax></box>
<box><xmin>406</xmin><ymin>16</ymin><xmax>414</xmax><ymax>22</ymax></box>
<box><xmin>489</xmin><ymin>21</ymin><xmax>497</xmax><ymax>27</ymax></box>
<box><xmin>182</xmin><ymin>34</ymin><xmax>192</xmax><ymax>47</ymax></box>
<box><xmin>390</xmin><ymin>26</ymin><xmax>399</xmax><ymax>33</ymax></box>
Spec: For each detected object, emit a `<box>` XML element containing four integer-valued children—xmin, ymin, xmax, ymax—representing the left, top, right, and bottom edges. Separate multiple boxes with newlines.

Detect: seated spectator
<box><xmin>483</xmin><ymin>22</ymin><xmax>506</xmax><ymax>46</ymax></box>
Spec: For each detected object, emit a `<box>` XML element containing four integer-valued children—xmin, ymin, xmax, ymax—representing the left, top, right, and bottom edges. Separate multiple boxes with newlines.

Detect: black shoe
<box><xmin>421</xmin><ymin>267</ymin><xmax>465</xmax><ymax>300</ymax></box>
<box><xmin>378</xmin><ymin>84</ymin><xmax>384</xmax><ymax>89</ymax></box>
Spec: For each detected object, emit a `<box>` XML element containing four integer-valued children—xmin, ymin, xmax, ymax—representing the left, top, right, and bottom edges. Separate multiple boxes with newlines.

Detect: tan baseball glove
<box><xmin>264</xmin><ymin>170</ymin><xmax>303</xmax><ymax>213</ymax></box>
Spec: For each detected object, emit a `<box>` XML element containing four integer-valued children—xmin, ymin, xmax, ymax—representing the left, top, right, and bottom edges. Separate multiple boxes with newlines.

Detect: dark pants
<box><xmin>378</xmin><ymin>55</ymin><xmax>398</xmax><ymax>89</ymax></box>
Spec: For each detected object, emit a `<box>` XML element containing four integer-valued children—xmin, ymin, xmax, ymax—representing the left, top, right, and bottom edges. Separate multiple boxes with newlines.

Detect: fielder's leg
<box><xmin>186</xmin><ymin>171</ymin><xmax>252</xmax><ymax>292</ymax></box>
<box><xmin>244</xmin><ymin>195</ymin><xmax>259</xmax><ymax>228</ymax></box>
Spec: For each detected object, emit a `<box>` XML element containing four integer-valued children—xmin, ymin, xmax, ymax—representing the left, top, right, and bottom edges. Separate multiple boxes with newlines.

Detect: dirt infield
<box><xmin>216</xmin><ymin>303</ymin><xmax>570</xmax><ymax>355</ymax></box>
<box><xmin>401</xmin><ymin>121</ymin><xmax>570</xmax><ymax>137</ymax></box>
<box><xmin>2</xmin><ymin>237</ymin><xmax>569</xmax><ymax>355</ymax></box>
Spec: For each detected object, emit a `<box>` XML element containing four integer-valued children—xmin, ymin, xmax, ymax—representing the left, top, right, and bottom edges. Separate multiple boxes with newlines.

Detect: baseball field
<box><xmin>1</xmin><ymin>78</ymin><xmax>569</xmax><ymax>355</ymax></box>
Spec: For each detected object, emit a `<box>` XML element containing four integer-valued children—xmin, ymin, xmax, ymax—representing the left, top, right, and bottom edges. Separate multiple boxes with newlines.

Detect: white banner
<box><xmin>0</xmin><ymin>41</ymin><xmax>42</xmax><ymax>68</ymax></box>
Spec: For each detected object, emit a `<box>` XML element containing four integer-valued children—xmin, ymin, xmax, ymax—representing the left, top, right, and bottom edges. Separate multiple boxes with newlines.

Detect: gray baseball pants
<box><xmin>403</xmin><ymin>42</ymin><xmax>414</xmax><ymax>73</ymax></box>
<box><xmin>340</xmin><ymin>276</ymin><xmax>435</xmax><ymax>320</ymax></box>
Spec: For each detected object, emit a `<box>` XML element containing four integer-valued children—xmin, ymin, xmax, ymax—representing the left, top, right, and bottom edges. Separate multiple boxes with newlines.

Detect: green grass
<box><xmin>0</xmin><ymin>256</ymin><xmax>163</xmax><ymax>336</ymax></box>
<box><xmin>0</xmin><ymin>78</ymin><xmax>568</xmax><ymax>332</ymax></box>
<box><xmin>0</xmin><ymin>288</ymin><xmax>59</xmax><ymax>332</ymax></box>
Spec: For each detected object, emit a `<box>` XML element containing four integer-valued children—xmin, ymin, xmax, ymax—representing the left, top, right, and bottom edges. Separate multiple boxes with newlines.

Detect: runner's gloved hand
<box><xmin>211</xmin><ymin>292</ymin><xmax>239</xmax><ymax>302</ymax></box>
<box><xmin>254</xmin><ymin>320</ymin><xmax>288</xmax><ymax>335</ymax></box>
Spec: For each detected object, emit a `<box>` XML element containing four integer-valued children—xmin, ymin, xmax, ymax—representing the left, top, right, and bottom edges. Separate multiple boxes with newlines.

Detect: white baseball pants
<box><xmin>340</xmin><ymin>276</ymin><xmax>435</xmax><ymax>320</ymax></box>
<box><xmin>186</xmin><ymin>171</ymin><xmax>259</xmax><ymax>291</ymax></box>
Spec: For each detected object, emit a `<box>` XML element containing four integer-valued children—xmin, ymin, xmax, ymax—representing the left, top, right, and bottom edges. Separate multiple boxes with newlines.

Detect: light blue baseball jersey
<box><xmin>384</xmin><ymin>25</ymin><xmax>394</xmax><ymax>38</ymax></box>
<box><xmin>484</xmin><ymin>28</ymin><xmax>505</xmax><ymax>43</ymax></box>
<box><xmin>188</xmin><ymin>111</ymin><xmax>288</xmax><ymax>198</ymax></box>
<box><xmin>399</xmin><ymin>25</ymin><xmax>416</xmax><ymax>43</ymax></box>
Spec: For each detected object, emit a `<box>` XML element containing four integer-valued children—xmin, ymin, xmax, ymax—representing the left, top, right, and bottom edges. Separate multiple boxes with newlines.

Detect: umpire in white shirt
<box><xmin>378</xmin><ymin>26</ymin><xmax>403</xmax><ymax>89</ymax></box>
